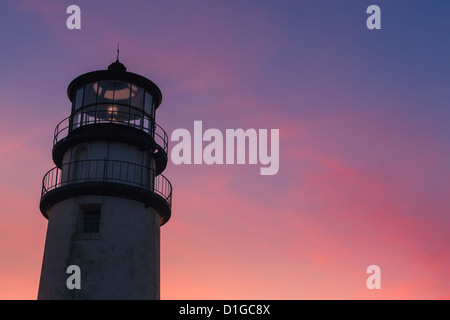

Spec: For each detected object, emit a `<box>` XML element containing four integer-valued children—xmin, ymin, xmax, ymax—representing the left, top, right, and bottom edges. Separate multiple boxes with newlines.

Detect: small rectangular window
<box><xmin>83</xmin><ymin>208</ymin><xmax>101</xmax><ymax>233</ymax></box>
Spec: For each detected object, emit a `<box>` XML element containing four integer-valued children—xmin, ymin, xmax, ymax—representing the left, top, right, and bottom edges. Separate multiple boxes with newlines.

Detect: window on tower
<box><xmin>114</xmin><ymin>81</ymin><xmax>131</xmax><ymax>105</ymax></box>
<box><xmin>97</xmin><ymin>80</ymin><xmax>115</xmax><ymax>104</ymax></box>
<box><xmin>131</xmin><ymin>84</ymin><xmax>144</xmax><ymax>109</ymax></box>
<box><xmin>81</xmin><ymin>206</ymin><xmax>101</xmax><ymax>234</ymax></box>
<box><xmin>83</xmin><ymin>82</ymin><xmax>98</xmax><ymax>106</ymax></box>
<box><xmin>144</xmin><ymin>91</ymin><xmax>153</xmax><ymax>116</ymax></box>
<box><xmin>74</xmin><ymin>87</ymin><xmax>84</xmax><ymax>111</ymax></box>
<box><xmin>72</xmin><ymin>82</ymin><xmax>154</xmax><ymax>117</ymax></box>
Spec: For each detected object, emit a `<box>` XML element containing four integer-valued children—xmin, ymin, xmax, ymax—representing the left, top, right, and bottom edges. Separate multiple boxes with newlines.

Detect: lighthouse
<box><xmin>37</xmin><ymin>58</ymin><xmax>172</xmax><ymax>300</ymax></box>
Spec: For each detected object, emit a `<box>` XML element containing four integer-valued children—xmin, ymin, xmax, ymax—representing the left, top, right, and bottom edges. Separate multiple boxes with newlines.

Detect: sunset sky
<box><xmin>0</xmin><ymin>0</ymin><xmax>449</xmax><ymax>299</ymax></box>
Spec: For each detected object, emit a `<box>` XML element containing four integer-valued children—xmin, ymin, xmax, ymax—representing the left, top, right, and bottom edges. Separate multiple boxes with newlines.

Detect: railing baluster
<box><xmin>103</xmin><ymin>159</ymin><xmax>107</xmax><ymax>182</ymax></box>
<box><xmin>55</xmin><ymin>167</ymin><xmax>59</xmax><ymax>189</ymax></box>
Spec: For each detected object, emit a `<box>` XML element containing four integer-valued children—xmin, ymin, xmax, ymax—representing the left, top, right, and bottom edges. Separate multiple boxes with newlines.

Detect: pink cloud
<box><xmin>159</xmin><ymin>100</ymin><xmax>449</xmax><ymax>299</ymax></box>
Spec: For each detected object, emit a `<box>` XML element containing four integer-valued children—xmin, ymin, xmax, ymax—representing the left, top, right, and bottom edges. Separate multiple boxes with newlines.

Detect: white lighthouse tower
<box><xmin>37</xmin><ymin>59</ymin><xmax>172</xmax><ymax>299</ymax></box>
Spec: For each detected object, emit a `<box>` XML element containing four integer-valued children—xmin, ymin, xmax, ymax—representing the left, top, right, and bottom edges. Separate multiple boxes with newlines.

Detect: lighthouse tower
<box><xmin>37</xmin><ymin>59</ymin><xmax>172</xmax><ymax>300</ymax></box>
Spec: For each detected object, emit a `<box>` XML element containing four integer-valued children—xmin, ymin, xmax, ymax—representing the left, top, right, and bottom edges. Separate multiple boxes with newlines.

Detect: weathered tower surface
<box><xmin>38</xmin><ymin>59</ymin><xmax>171</xmax><ymax>300</ymax></box>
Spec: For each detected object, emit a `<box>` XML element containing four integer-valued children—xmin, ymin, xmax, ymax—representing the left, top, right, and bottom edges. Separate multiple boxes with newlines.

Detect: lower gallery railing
<box><xmin>41</xmin><ymin>159</ymin><xmax>172</xmax><ymax>206</ymax></box>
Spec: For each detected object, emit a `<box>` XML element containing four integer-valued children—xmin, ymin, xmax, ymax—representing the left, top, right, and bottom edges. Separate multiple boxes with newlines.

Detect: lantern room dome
<box><xmin>67</xmin><ymin>60</ymin><xmax>162</xmax><ymax>109</ymax></box>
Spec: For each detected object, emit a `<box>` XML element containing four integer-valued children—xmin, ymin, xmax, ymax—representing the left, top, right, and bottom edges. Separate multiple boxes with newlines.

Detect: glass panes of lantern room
<box><xmin>71</xmin><ymin>81</ymin><xmax>155</xmax><ymax>131</ymax></box>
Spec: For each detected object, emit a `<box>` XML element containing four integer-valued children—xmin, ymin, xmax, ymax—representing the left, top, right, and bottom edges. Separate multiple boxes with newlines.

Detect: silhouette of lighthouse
<box><xmin>37</xmin><ymin>57</ymin><xmax>172</xmax><ymax>299</ymax></box>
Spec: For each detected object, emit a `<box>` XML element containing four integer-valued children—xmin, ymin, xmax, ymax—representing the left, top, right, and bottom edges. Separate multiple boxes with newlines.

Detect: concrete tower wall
<box><xmin>38</xmin><ymin>195</ymin><xmax>161</xmax><ymax>300</ymax></box>
<box><xmin>38</xmin><ymin>139</ymin><xmax>160</xmax><ymax>299</ymax></box>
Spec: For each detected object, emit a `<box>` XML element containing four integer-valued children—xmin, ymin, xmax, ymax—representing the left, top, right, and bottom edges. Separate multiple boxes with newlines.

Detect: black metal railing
<box><xmin>53</xmin><ymin>104</ymin><xmax>168</xmax><ymax>153</ymax></box>
<box><xmin>41</xmin><ymin>159</ymin><xmax>172</xmax><ymax>206</ymax></box>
